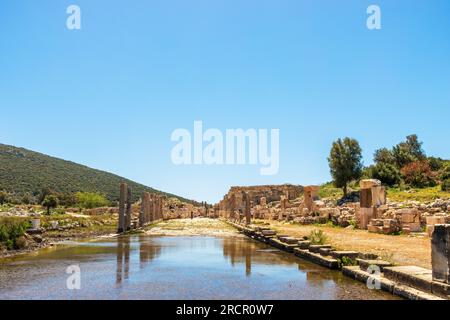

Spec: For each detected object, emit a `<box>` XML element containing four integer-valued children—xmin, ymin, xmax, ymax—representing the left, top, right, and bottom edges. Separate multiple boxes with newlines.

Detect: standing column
<box><xmin>244</xmin><ymin>193</ymin><xmax>251</xmax><ymax>225</ymax></box>
<box><xmin>145</xmin><ymin>193</ymin><xmax>151</xmax><ymax>224</ymax></box>
<box><xmin>125</xmin><ymin>186</ymin><xmax>132</xmax><ymax>231</ymax></box>
<box><xmin>139</xmin><ymin>193</ymin><xmax>146</xmax><ymax>227</ymax></box>
<box><xmin>150</xmin><ymin>194</ymin><xmax>155</xmax><ymax>222</ymax></box>
<box><xmin>156</xmin><ymin>196</ymin><xmax>161</xmax><ymax>220</ymax></box>
<box><xmin>118</xmin><ymin>182</ymin><xmax>127</xmax><ymax>233</ymax></box>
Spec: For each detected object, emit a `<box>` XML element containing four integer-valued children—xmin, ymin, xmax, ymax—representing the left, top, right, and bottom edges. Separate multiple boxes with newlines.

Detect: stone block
<box><xmin>309</xmin><ymin>245</ymin><xmax>332</xmax><ymax>254</ymax></box>
<box><xmin>398</xmin><ymin>208</ymin><xmax>420</xmax><ymax>224</ymax></box>
<box><xmin>359</xmin><ymin>189</ymin><xmax>372</xmax><ymax>208</ymax></box>
<box><xmin>261</xmin><ymin>230</ymin><xmax>277</xmax><ymax>237</ymax></box>
<box><xmin>297</xmin><ymin>240</ymin><xmax>311</xmax><ymax>249</ymax></box>
<box><xmin>371</xmin><ymin>219</ymin><xmax>384</xmax><ymax>227</ymax></box>
<box><xmin>330</xmin><ymin>251</ymin><xmax>359</xmax><ymax>260</ymax></box>
<box><xmin>368</xmin><ymin>225</ymin><xmax>383</xmax><ymax>234</ymax></box>
<box><xmin>360</xmin><ymin>179</ymin><xmax>381</xmax><ymax>189</ymax></box>
<box><xmin>432</xmin><ymin>224</ymin><xmax>450</xmax><ymax>284</ymax></box>
<box><xmin>402</xmin><ymin>222</ymin><xmax>422</xmax><ymax>233</ymax></box>
<box><xmin>358</xmin><ymin>207</ymin><xmax>376</xmax><ymax>229</ymax></box>
<box><xmin>427</xmin><ymin>216</ymin><xmax>447</xmax><ymax>226</ymax></box>
<box><xmin>371</xmin><ymin>186</ymin><xmax>387</xmax><ymax>206</ymax></box>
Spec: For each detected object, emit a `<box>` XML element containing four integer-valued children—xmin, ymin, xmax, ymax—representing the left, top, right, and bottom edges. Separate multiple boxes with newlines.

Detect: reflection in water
<box><xmin>116</xmin><ymin>236</ymin><xmax>162</xmax><ymax>284</ymax></box>
<box><xmin>0</xmin><ymin>236</ymin><xmax>399</xmax><ymax>300</ymax></box>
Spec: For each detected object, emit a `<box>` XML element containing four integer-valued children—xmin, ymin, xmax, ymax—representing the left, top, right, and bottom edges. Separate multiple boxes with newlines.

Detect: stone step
<box><xmin>261</xmin><ymin>230</ymin><xmax>277</xmax><ymax>236</ymax></box>
<box><xmin>330</xmin><ymin>251</ymin><xmax>360</xmax><ymax>260</ymax></box>
<box><xmin>319</xmin><ymin>248</ymin><xmax>333</xmax><ymax>256</ymax></box>
<box><xmin>383</xmin><ymin>266</ymin><xmax>450</xmax><ymax>299</ymax></box>
<box><xmin>279</xmin><ymin>237</ymin><xmax>301</xmax><ymax>245</ymax></box>
<box><xmin>309</xmin><ymin>244</ymin><xmax>332</xmax><ymax>254</ymax></box>
<box><xmin>294</xmin><ymin>248</ymin><xmax>339</xmax><ymax>269</ymax></box>
<box><xmin>297</xmin><ymin>240</ymin><xmax>311</xmax><ymax>249</ymax></box>
<box><xmin>384</xmin><ymin>266</ymin><xmax>433</xmax><ymax>293</ymax></box>
<box><xmin>357</xmin><ymin>259</ymin><xmax>393</xmax><ymax>272</ymax></box>
<box><xmin>342</xmin><ymin>266</ymin><xmax>443</xmax><ymax>300</ymax></box>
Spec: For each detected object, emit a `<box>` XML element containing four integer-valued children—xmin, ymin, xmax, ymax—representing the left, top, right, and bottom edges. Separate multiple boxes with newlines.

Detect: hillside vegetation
<box><xmin>0</xmin><ymin>143</ymin><xmax>191</xmax><ymax>204</ymax></box>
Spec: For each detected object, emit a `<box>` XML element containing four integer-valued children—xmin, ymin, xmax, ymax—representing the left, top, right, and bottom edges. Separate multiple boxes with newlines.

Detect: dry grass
<box><xmin>260</xmin><ymin>220</ymin><xmax>432</xmax><ymax>269</ymax></box>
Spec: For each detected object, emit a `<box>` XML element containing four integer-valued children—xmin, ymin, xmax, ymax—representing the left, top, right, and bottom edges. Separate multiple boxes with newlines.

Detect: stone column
<box><xmin>244</xmin><ymin>192</ymin><xmax>251</xmax><ymax>225</ymax></box>
<box><xmin>118</xmin><ymin>182</ymin><xmax>127</xmax><ymax>233</ymax></box>
<box><xmin>154</xmin><ymin>195</ymin><xmax>159</xmax><ymax>220</ymax></box>
<box><xmin>125</xmin><ymin>186</ymin><xmax>132</xmax><ymax>231</ymax></box>
<box><xmin>432</xmin><ymin>224</ymin><xmax>450</xmax><ymax>284</ymax></box>
<box><xmin>358</xmin><ymin>179</ymin><xmax>386</xmax><ymax>229</ymax></box>
<box><xmin>139</xmin><ymin>192</ymin><xmax>146</xmax><ymax>227</ymax></box>
<box><xmin>303</xmin><ymin>186</ymin><xmax>320</xmax><ymax>212</ymax></box>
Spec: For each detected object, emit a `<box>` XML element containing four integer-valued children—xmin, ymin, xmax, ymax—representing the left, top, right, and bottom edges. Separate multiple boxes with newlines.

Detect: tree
<box><xmin>374</xmin><ymin>148</ymin><xmax>395</xmax><ymax>165</ymax></box>
<box><xmin>75</xmin><ymin>192</ymin><xmax>109</xmax><ymax>209</ymax></box>
<box><xmin>42</xmin><ymin>195</ymin><xmax>59</xmax><ymax>215</ymax></box>
<box><xmin>400</xmin><ymin>160</ymin><xmax>436</xmax><ymax>188</ymax></box>
<box><xmin>392</xmin><ymin>134</ymin><xmax>426</xmax><ymax>168</ymax></box>
<box><xmin>371</xmin><ymin>162</ymin><xmax>402</xmax><ymax>186</ymax></box>
<box><xmin>328</xmin><ymin>138</ymin><xmax>363</xmax><ymax>196</ymax></box>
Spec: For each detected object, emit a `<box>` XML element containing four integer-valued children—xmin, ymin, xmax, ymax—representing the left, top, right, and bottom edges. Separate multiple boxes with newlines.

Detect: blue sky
<box><xmin>0</xmin><ymin>0</ymin><xmax>449</xmax><ymax>203</ymax></box>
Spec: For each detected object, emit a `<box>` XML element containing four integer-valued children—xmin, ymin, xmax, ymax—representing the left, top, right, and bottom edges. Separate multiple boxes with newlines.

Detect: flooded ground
<box><xmin>0</xmin><ymin>235</ymin><xmax>399</xmax><ymax>300</ymax></box>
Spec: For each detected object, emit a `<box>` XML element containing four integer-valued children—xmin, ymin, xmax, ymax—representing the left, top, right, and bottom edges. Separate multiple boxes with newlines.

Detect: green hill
<box><xmin>0</xmin><ymin>143</ymin><xmax>192</xmax><ymax>204</ymax></box>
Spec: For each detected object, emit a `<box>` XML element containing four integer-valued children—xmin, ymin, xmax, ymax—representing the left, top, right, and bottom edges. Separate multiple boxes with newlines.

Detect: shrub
<box><xmin>400</xmin><ymin>160</ymin><xmax>436</xmax><ymax>188</ymax></box>
<box><xmin>442</xmin><ymin>179</ymin><xmax>450</xmax><ymax>192</ymax></box>
<box><xmin>76</xmin><ymin>192</ymin><xmax>109</xmax><ymax>209</ymax></box>
<box><xmin>0</xmin><ymin>218</ymin><xmax>30</xmax><ymax>250</ymax></box>
<box><xmin>440</xmin><ymin>164</ymin><xmax>450</xmax><ymax>181</ymax></box>
<box><xmin>0</xmin><ymin>191</ymin><xmax>7</xmax><ymax>205</ymax></box>
<box><xmin>372</xmin><ymin>162</ymin><xmax>402</xmax><ymax>186</ymax></box>
<box><xmin>428</xmin><ymin>157</ymin><xmax>445</xmax><ymax>171</ymax></box>
<box><xmin>309</xmin><ymin>229</ymin><xmax>327</xmax><ymax>245</ymax></box>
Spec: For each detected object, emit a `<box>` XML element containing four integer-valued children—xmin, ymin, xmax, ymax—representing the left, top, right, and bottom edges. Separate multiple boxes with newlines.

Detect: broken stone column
<box><xmin>303</xmin><ymin>186</ymin><xmax>320</xmax><ymax>212</ymax></box>
<box><xmin>244</xmin><ymin>193</ymin><xmax>251</xmax><ymax>225</ymax></box>
<box><xmin>125</xmin><ymin>186</ymin><xmax>132</xmax><ymax>231</ymax></box>
<box><xmin>432</xmin><ymin>224</ymin><xmax>450</xmax><ymax>284</ymax></box>
<box><xmin>139</xmin><ymin>192</ymin><xmax>146</xmax><ymax>227</ymax></box>
<box><xmin>156</xmin><ymin>196</ymin><xmax>160</xmax><ymax>220</ymax></box>
<box><xmin>358</xmin><ymin>179</ymin><xmax>386</xmax><ymax>229</ymax></box>
<box><xmin>160</xmin><ymin>196</ymin><xmax>164</xmax><ymax>220</ymax></box>
<box><xmin>118</xmin><ymin>182</ymin><xmax>127</xmax><ymax>233</ymax></box>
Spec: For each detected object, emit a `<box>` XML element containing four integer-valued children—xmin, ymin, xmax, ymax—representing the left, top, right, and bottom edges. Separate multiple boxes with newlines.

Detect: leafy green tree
<box><xmin>374</xmin><ymin>148</ymin><xmax>396</xmax><ymax>165</ymax></box>
<box><xmin>392</xmin><ymin>134</ymin><xmax>426</xmax><ymax>168</ymax></box>
<box><xmin>38</xmin><ymin>187</ymin><xmax>54</xmax><ymax>204</ymax></box>
<box><xmin>371</xmin><ymin>162</ymin><xmax>402</xmax><ymax>186</ymax></box>
<box><xmin>428</xmin><ymin>157</ymin><xmax>445</xmax><ymax>171</ymax></box>
<box><xmin>42</xmin><ymin>195</ymin><xmax>59</xmax><ymax>215</ymax></box>
<box><xmin>328</xmin><ymin>137</ymin><xmax>363</xmax><ymax>196</ymax></box>
<box><xmin>76</xmin><ymin>192</ymin><xmax>109</xmax><ymax>209</ymax></box>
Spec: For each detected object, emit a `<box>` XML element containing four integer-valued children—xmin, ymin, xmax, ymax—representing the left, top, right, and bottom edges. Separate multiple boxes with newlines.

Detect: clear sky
<box><xmin>0</xmin><ymin>0</ymin><xmax>449</xmax><ymax>203</ymax></box>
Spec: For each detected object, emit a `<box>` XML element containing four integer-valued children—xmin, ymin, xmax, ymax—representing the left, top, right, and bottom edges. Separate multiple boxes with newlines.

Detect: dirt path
<box><xmin>258</xmin><ymin>221</ymin><xmax>431</xmax><ymax>269</ymax></box>
<box><xmin>145</xmin><ymin>218</ymin><xmax>241</xmax><ymax>237</ymax></box>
